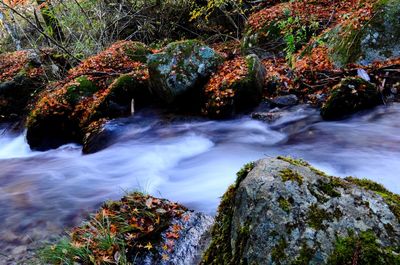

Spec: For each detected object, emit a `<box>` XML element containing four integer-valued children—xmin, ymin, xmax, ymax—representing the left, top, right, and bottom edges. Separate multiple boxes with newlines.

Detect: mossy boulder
<box><xmin>202</xmin><ymin>54</ymin><xmax>266</xmax><ymax>118</ymax></box>
<box><xmin>147</xmin><ymin>40</ymin><xmax>223</xmax><ymax>110</ymax></box>
<box><xmin>321</xmin><ymin>77</ymin><xmax>382</xmax><ymax>120</ymax></box>
<box><xmin>328</xmin><ymin>0</ymin><xmax>400</xmax><ymax>67</ymax></box>
<box><xmin>202</xmin><ymin>157</ymin><xmax>400</xmax><ymax>265</ymax></box>
<box><xmin>39</xmin><ymin>192</ymin><xmax>213</xmax><ymax>265</ymax></box>
<box><xmin>26</xmin><ymin>41</ymin><xmax>151</xmax><ymax>151</ymax></box>
<box><xmin>0</xmin><ymin>49</ymin><xmax>68</xmax><ymax>122</ymax></box>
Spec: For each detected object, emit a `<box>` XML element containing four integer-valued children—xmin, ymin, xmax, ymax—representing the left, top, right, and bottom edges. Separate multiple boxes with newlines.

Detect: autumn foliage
<box><xmin>0</xmin><ymin>50</ymin><xmax>44</xmax><ymax>81</ymax></box>
<box><xmin>41</xmin><ymin>193</ymin><xmax>189</xmax><ymax>264</ymax></box>
<box><xmin>27</xmin><ymin>41</ymin><xmax>150</xmax><ymax>148</ymax></box>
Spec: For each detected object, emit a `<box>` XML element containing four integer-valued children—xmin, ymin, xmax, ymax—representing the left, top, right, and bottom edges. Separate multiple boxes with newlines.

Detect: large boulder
<box><xmin>328</xmin><ymin>0</ymin><xmax>400</xmax><ymax>66</ymax></box>
<box><xmin>0</xmin><ymin>49</ymin><xmax>68</xmax><ymax>122</ymax></box>
<box><xmin>26</xmin><ymin>41</ymin><xmax>151</xmax><ymax>151</ymax></box>
<box><xmin>202</xmin><ymin>157</ymin><xmax>400</xmax><ymax>264</ymax></box>
<box><xmin>147</xmin><ymin>40</ymin><xmax>223</xmax><ymax>110</ymax></box>
<box><xmin>202</xmin><ymin>54</ymin><xmax>266</xmax><ymax>119</ymax></box>
<box><xmin>321</xmin><ymin>77</ymin><xmax>383</xmax><ymax>120</ymax></box>
<box><xmin>40</xmin><ymin>192</ymin><xmax>213</xmax><ymax>265</ymax></box>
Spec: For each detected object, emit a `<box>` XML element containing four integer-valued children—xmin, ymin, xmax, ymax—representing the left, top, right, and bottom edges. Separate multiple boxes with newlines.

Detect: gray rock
<box><xmin>136</xmin><ymin>211</ymin><xmax>214</xmax><ymax>265</ymax></box>
<box><xmin>202</xmin><ymin>157</ymin><xmax>400</xmax><ymax>264</ymax></box>
<box><xmin>147</xmin><ymin>40</ymin><xmax>223</xmax><ymax>109</ymax></box>
<box><xmin>270</xmin><ymin>94</ymin><xmax>298</xmax><ymax>107</ymax></box>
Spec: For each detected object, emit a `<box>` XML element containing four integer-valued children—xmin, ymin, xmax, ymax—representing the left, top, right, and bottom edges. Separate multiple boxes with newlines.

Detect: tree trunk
<box><xmin>36</xmin><ymin>0</ymin><xmax>64</xmax><ymax>42</ymax></box>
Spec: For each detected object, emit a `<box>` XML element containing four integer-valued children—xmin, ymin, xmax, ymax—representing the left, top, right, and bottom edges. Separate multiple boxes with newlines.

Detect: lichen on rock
<box><xmin>202</xmin><ymin>157</ymin><xmax>400</xmax><ymax>265</ymax></box>
<box><xmin>147</xmin><ymin>40</ymin><xmax>223</xmax><ymax>110</ymax></box>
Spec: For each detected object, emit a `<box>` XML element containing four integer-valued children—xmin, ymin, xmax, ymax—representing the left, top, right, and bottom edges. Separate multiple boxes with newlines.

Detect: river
<box><xmin>1</xmin><ymin>104</ymin><xmax>400</xmax><ymax>262</ymax></box>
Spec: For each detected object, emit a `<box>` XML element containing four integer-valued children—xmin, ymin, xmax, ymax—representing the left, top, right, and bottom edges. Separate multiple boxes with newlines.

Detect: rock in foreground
<box><xmin>202</xmin><ymin>157</ymin><xmax>400</xmax><ymax>265</ymax></box>
<box><xmin>40</xmin><ymin>192</ymin><xmax>213</xmax><ymax>265</ymax></box>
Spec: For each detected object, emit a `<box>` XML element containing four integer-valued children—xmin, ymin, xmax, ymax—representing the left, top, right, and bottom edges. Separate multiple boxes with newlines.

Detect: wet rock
<box><xmin>202</xmin><ymin>157</ymin><xmax>400</xmax><ymax>265</ymax></box>
<box><xmin>202</xmin><ymin>54</ymin><xmax>265</xmax><ymax>118</ymax></box>
<box><xmin>147</xmin><ymin>40</ymin><xmax>223</xmax><ymax>110</ymax></box>
<box><xmin>251</xmin><ymin>110</ymin><xmax>282</xmax><ymax>123</ymax></box>
<box><xmin>82</xmin><ymin>120</ymin><xmax>118</xmax><ymax>154</ymax></box>
<box><xmin>270</xmin><ymin>94</ymin><xmax>298</xmax><ymax>107</ymax></box>
<box><xmin>321</xmin><ymin>77</ymin><xmax>383</xmax><ymax>120</ymax></box>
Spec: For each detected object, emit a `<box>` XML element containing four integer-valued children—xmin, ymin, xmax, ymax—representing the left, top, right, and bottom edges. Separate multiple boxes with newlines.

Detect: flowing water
<box><xmin>1</xmin><ymin>104</ymin><xmax>400</xmax><ymax>262</ymax></box>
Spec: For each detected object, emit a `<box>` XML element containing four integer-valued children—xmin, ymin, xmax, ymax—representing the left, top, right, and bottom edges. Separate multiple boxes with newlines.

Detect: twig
<box><xmin>0</xmin><ymin>0</ymin><xmax>81</xmax><ymax>63</ymax></box>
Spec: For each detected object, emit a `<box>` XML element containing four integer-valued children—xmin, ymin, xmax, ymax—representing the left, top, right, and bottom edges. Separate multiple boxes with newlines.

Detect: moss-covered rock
<box><xmin>147</xmin><ymin>40</ymin><xmax>223</xmax><ymax>110</ymax></box>
<box><xmin>321</xmin><ymin>77</ymin><xmax>382</xmax><ymax>120</ymax></box>
<box><xmin>0</xmin><ymin>49</ymin><xmax>68</xmax><ymax>122</ymax></box>
<box><xmin>328</xmin><ymin>0</ymin><xmax>400</xmax><ymax>67</ymax></box>
<box><xmin>202</xmin><ymin>54</ymin><xmax>265</xmax><ymax>119</ymax></box>
<box><xmin>26</xmin><ymin>41</ymin><xmax>151</xmax><ymax>151</ymax></box>
<box><xmin>202</xmin><ymin>157</ymin><xmax>400</xmax><ymax>265</ymax></box>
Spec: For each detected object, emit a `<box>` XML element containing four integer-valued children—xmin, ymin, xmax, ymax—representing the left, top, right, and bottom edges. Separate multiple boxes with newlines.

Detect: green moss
<box><xmin>271</xmin><ymin>238</ymin><xmax>288</xmax><ymax>264</ymax></box>
<box><xmin>201</xmin><ymin>185</ymin><xmax>236</xmax><ymax>265</ymax></box>
<box><xmin>235</xmin><ymin>162</ymin><xmax>255</xmax><ymax>188</ymax></box>
<box><xmin>124</xmin><ymin>42</ymin><xmax>151</xmax><ymax>63</ymax></box>
<box><xmin>65</xmin><ymin>76</ymin><xmax>98</xmax><ymax>105</ymax></box>
<box><xmin>277</xmin><ymin>156</ymin><xmax>328</xmax><ymax>177</ymax></box>
<box><xmin>317</xmin><ymin>178</ymin><xmax>343</xmax><ymax>198</ymax></box>
<box><xmin>327</xmin><ymin>230</ymin><xmax>400</xmax><ymax>265</ymax></box>
<box><xmin>307</xmin><ymin>204</ymin><xmax>330</xmax><ymax>230</ymax></box>
<box><xmin>277</xmin><ymin>156</ymin><xmax>311</xmax><ymax>167</ymax></box>
<box><xmin>280</xmin><ymin>168</ymin><xmax>303</xmax><ymax>185</ymax></box>
<box><xmin>202</xmin><ymin>161</ymin><xmax>257</xmax><ymax>265</ymax></box>
<box><xmin>291</xmin><ymin>243</ymin><xmax>316</xmax><ymax>265</ymax></box>
<box><xmin>345</xmin><ymin>177</ymin><xmax>400</xmax><ymax>221</ymax></box>
<box><xmin>278</xmin><ymin>197</ymin><xmax>292</xmax><ymax>213</ymax></box>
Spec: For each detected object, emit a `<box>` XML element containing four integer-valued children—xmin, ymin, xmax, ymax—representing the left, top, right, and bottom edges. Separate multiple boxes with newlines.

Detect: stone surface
<box><xmin>270</xmin><ymin>94</ymin><xmax>299</xmax><ymax>107</ymax></box>
<box><xmin>321</xmin><ymin>77</ymin><xmax>383</xmax><ymax>120</ymax></box>
<box><xmin>137</xmin><ymin>212</ymin><xmax>214</xmax><ymax>265</ymax></box>
<box><xmin>202</xmin><ymin>157</ymin><xmax>400</xmax><ymax>264</ymax></box>
<box><xmin>147</xmin><ymin>40</ymin><xmax>223</xmax><ymax>109</ymax></box>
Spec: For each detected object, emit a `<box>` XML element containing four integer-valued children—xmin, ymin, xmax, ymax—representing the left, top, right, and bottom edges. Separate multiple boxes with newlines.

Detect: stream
<box><xmin>1</xmin><ymin>104</ymin><xmax>400</xmax><ymax>262</ymax></box>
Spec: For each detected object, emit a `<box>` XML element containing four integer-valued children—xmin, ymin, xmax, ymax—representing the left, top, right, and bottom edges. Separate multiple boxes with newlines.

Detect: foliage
<box><xmin>327</xmin><ymin>230</ymin><xmax>400</xmax><ymax>265</ymax></box>
<box><xmin>27</xmin><ymin>41</ymin><xmax>149</xmax><ymax>149</ymax></box>
<box><xmin>39</xmin><ymin>192</ymin><xmax>188</xmax><ymax>264</ymax></box>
